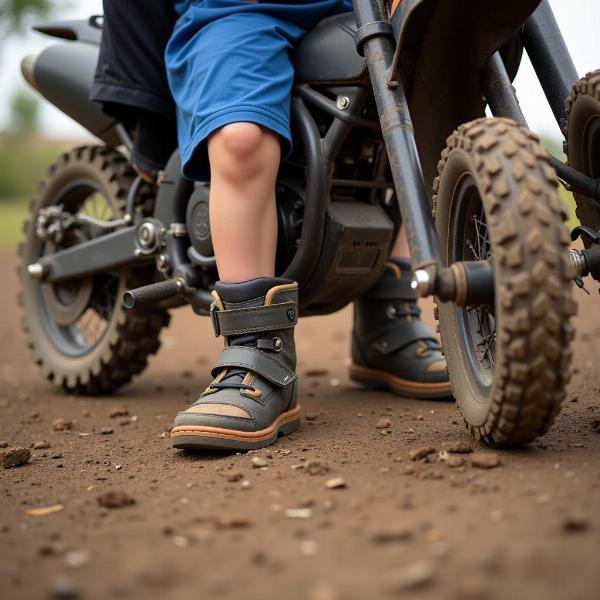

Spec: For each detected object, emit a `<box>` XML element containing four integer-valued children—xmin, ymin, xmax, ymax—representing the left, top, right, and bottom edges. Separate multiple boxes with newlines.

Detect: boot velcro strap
<box><xmin>211</xmin><ymin>301</ymin><xmax>298</xmax><ymax>337</ymax></box>
<box><xmin>365</xmin><ymin>277</ymin><xmax>417</xmax><ymax>301</ymax></box>
<box><xmin>211</xmin><ymin>346</ymin><xmax>296</xmax><ymax>387</ymax></box>
<box><xmin>370</xmin><ymin>320</ymin><xmax>439</xmax><ymax>355</ymax></box>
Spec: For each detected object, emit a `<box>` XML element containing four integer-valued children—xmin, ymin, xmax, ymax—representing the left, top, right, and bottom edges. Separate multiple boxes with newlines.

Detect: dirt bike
<box><xmin>18</xmin><ymin>0</ymin><xmax>600</xmax><ymax>446</ymax></box>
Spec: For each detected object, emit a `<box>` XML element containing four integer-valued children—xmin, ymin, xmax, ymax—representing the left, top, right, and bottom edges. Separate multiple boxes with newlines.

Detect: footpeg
<box><xmin>123</xmin><ymin>279</ymin><xmax>183</xmax><ymax>309</ymax></box>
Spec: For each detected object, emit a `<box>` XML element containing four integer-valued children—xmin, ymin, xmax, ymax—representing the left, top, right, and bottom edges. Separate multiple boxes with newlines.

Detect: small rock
<box><xmin>100</xmin><ymin>427</ymin><xmax>114</xmax><ymax>435</ymax></box>
<box><xmin>109</xmin><ymin>408</ymin><xmax>129</xmax><ymax>418</ymax></box>
<box><xmin>227</xmin><ymin>472</ymin><xmax>244</xmax><ymax>483</ymax></box>
<box><xmin>0</xmin><ymin>440</ymin><xmax>9</xmax><ymax>448</ymax></box>
<box><xmin>409</xmin><ymin>446</ymin><xmax>437</xmax><ymax>461</ymax></box>
<box><xmin>97</xmin><ymin>490</ymin><xmax>135</xmax><ymax>509</ymax></box>
<box><xmin>306</xmin><ymin>460</ymin><xmax>329</xmax><ymax>476</ymax></box>
<box><xmin>325</xmin><ymin>477</ymin><xmax>346</xmax><ymax>490</ymax></box>
<box><xmin>49</xmin><ymin>576</ymin><xmax>82</xmax><ymax>600</ymax></box>
<box><xmin>370</xmin><ymin>526</ymin><xmax>413</xmax><ymax>544</ymax></box>
<box><xmin>470</xmin><ymin>452</ymin><xmax>501</xmax><ymax>469</ymax></box>
<box><xmin>387</xmin><ymin>560</ymin><xmax>436</xmax><ymax>592</ymax></box>
<box><xmin>33</xmin><ymin>440</ymin><xmax>51</xmax><ymax>450</ymax></box>
<box><xmin>64</xmin><ymin>549</ymin><xmax>92</xmax><ymax>569</ymax></box>
<box><xmin>562</xmin><ymin>514</ymin><xmax>590</xmax><ymax>533</ymax></box>
<box><xmin>51</xmin><ymin>452</ymin><xmax>63</xmax><ymax>460</ymax></box>
<box><xmin>375</xmin><ymin>417</ymin><xmax>392</xmax><ymax>430</ymax></box>
<box><xmin>251</xmin><ymin>457</ymin><xmax>268</xmax><ymax>468</ymax></box>
<box><xmin>570</xmin><ymin>395</ymin><xmax>579</xmax><ymax>403</ymax></box>
<box><xmin>305</xmin><ymin>413</ymin><xmax>319</xmax><ymax>422</ymax></box>
<box><xmin>284</xmin><ymin>508</ymin><xmax>313</xmax><ymax>519</ymax></box>
<box><xmin>217</xmin><ymin>514</ymin><xmax>252</xmax><ymax>529</ymax></box>
<box><xmin>441</xmin><ymin>441</ymin><xmax>473</xmax><ymax>454</ymax></box>
<box><xmin>52</xmin><ymin>418</ymin><xmax>73</xmax><ymax>431</ymax></box>
<box><xmin>2</xmin><ymin>447</ymin><xmax>31</xmax><ymax>469</ymax></box>
<box><xmin>439</xmin><ymin>451</ymin><xmax>464</xmax><ymax>468</ymax></box>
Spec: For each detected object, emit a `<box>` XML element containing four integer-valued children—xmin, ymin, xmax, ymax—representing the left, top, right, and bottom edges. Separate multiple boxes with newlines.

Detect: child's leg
<box><xmin>208</xmin><ymin>123</ymin><xmax>280</xmax><ymax>282</ymax></box>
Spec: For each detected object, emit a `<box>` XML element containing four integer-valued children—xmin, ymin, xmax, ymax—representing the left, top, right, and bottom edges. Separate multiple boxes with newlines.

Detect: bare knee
<box><xmin>209</xmin><ymin>123</ymin><xmax>278</xmax><ymax>182</ymax></box>
<box><xmin>217</xmin><ymin>123</ymin><xmax>263</xmax><ymax>159</ymax></box>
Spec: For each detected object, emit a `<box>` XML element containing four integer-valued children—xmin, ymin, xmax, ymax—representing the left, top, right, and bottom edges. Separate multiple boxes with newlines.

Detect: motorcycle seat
<box><xmin>293</xmin><ymin>12</ymin><xmax>367</xmax><ymax>84</ymax></box>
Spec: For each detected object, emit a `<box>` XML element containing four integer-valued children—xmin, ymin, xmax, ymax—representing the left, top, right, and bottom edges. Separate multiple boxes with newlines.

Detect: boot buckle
<box><xmin>210</xmin><ymin>302</ymin><xmax>220</xmax><ymax>337</ymax></box>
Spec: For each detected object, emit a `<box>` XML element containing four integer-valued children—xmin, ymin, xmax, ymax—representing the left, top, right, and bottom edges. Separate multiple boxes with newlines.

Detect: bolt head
<box><xmin>336</xmin><ymin>96</ymin><xmax>350</xmax><ymax>110</ymax></box>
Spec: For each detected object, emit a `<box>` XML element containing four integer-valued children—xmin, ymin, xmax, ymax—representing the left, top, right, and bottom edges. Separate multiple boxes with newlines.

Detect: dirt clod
<box><xmin>441</xmin><ymin>441</ymin><xmax>473</xmax><ymax>454</ymax></box>
<box><xmin>375</xmin><ymin>417</ymin><xmax>392</xmax><ymax>429</ymax></box>
<box><xmin>97</xmin><ymin>490</ymin><xmax>135</xmax><ymax>509</ymax></box>
<box><xmin>306</xmin><ymin>460</ymin><xmax>330</xmax><ymax>476</ymax></box>
<box><xmin>562</xmin><ymin>514</ymin><xmax>590</xmax><ymax>533</ymax></box>
<box><xmin>109</xmin><ymin>408</ymin><xmax>129</xmax><ymax>418</ymax></box>
<box><xmin>409</xmin><ymin>446</ymin><xmax>437</xmax><ymax>461</ymax></box>
<box><xmin>52</xmin><ymin>418</ymin><xmax>73</xmax><ymax>431</ymax></box>
<box><xmin>387</xmin><ymin>560</ymin><xmax>436</xmax><ymax>592</ymax></box>
<box><xmin>370</xmin><ymin>526</ymin><xmax>413</xmax><ymax>544</ymax></box>
<box><xmin>2</xmin><ymin>447</ymin><xmax>31</xmax><ymax>469</ymax></box>
<box><xmin>32</xmin><ymin>440</ymin><xmax>50</xmax><ymax>450</ymax></box>
<box><xmin>470</xmin><ymin>452</ymin><xmax>501</xmax><ymax>469</ymax></box>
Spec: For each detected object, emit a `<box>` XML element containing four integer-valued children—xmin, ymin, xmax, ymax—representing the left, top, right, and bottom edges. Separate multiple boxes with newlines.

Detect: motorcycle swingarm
<box><xmin>28</xmin><ymin>225</ymin><xmax>152</xmax><ymax>283</ymax></box>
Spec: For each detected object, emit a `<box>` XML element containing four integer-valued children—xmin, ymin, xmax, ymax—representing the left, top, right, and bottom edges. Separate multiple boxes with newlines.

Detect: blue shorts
<box><xmin>166</xmin><ymin>0</ymin><xmax>353</xmax><ymax>181</ymax></box>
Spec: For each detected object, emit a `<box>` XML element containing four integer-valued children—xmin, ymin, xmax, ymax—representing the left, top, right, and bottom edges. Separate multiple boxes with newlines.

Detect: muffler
<box><xmin>21</xmin><ymin>42</ymin><xmax>119</xmax><ymax>146</ymax></box>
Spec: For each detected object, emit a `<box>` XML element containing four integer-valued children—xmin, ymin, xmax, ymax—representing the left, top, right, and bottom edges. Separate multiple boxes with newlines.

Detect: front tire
<box><xmin>433</xmin><ymin>118</ymin><xmax>576</xmax><ymax>446</ymax></box>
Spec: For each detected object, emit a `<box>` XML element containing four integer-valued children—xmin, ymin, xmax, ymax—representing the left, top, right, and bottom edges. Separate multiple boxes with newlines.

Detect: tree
<box><xmin>9</xmin><ymin>90</ymin><xmax>40</xmax><ymax>132</ymax></box>
<box><xmin>0</xmin><ymin>0</ymin><xmax>54</xmax><ymax>35</ymax></box>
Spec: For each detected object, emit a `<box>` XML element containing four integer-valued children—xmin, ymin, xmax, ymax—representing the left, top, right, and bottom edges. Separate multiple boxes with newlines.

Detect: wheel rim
<box><xmin>34</xmin><ymin>180</ymin><xmax>121</xmax><ymax>358</ymax></box>
<box><xmin>450</xmin><ymin>174</ymin><xmax>496</xmax><ymax>397</ymax></box>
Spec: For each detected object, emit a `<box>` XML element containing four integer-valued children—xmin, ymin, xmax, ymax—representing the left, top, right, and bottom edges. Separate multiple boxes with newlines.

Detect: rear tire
<box><xmin>18</xmin><ymin>146</ymin><xmax>170</xmax><ymax>394</ymax></box>
<box><xmin>433</xmin><ymin>118</ymin><xmax>576</xmax><ymax>446</ymax></box>
<box><xmin>564</xmin><ymin>70</ymin><xmax>600</xmax><ymax>236</ymax></box>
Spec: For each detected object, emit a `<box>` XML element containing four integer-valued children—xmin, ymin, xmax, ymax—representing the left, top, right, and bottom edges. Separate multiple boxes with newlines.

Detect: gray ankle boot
<box><xmin>171</xmin><ymin>278</ymin><xmax>301</xmax><ymax>450</ymax></box>
<box><xmin>349</xmin><ymin>259</ymin><xmax>452</xmax><ymax>399</ymax></box>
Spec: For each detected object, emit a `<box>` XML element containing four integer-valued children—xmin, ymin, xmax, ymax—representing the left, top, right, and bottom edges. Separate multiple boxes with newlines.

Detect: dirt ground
<box><xmin>1</xmin><ymin>252</ymin><xmax>599</xmax><ymax>600</ymax></box>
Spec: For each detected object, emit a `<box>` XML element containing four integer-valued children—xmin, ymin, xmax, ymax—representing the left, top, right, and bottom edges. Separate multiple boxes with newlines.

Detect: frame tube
<box><xmin>352</xmin><ymin>0</ymin><xmax>442</xmax><ymax>272</ymax></box>
<box><xmin>522</xmin><ymin>0</ymin><xmax>579</xmax><ymax>128</ymax></box>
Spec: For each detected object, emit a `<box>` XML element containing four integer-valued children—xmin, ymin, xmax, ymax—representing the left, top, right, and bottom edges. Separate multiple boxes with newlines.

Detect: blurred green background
<box><xmin>0</xmin><ymin>0</ymin><xmax>579</xmax><ymax>251</ymax></box>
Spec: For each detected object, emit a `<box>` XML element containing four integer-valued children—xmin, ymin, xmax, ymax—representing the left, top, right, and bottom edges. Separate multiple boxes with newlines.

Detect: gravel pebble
<box><xmin>109</xmin><ymin>408</ymin><xmax>129</xmax><ymax>418</ymax></box>
<box><xmin>387</xmin><ymin>560</ymin><xmax>436</xmax><ymax>592</ymax></box>
<box><xmin>325</xmin><ymin>477</ymin><xmax>347</xmax><ymax>490</ymax></box>
<box><xmin>370</xmin><ymin>526</ymin><xmax>413</xmax><ymax>544</ymax></box>
<box><xmin>375</xmin><ymin>417</ymin><xmax>392</xmax><ymax>430</ymax></box>
<box><xmin>49</xmin><ymin>576</ymin><xmax>82</xmax><ymax>600</ymax></box>
<box><xmin>97</xmin><ymin>490</ymin><xmax>135</xmax><ymax>509</ymax></box>
<box><xmin>52</xmin><ymin>418</ymin><xmax>73</xmax><ymax>431</ymax></box>
<box><xmin>2</xmin><ymin>447</ymin><xmax>31</xmax><ymax>469</ymax></box>
<box><xmin>306</xmin><ymin>460</ymin><xmax>330</xmax><ymax>476</ymax></box>
<box><xmin>33</xmin><ymin>440</ymin><xmax>51</xmax><ymax>450</ymax></box>
<box><xmin>0</xmin><ymin>440</ymin><xmax>9</xmax><ymax>448</ymax></box>
<box><xmin>470</xmin><ymin>452</ymin><xmax>501</xmax><ymax>469</ymax></box>
<box><xmin>409</xmin><ymin>446</ymin><xmax>437</xmax><ymax>461</ymax></box>
<box><xmin>251</xmin><ymin>457</ymin><xmax>268</xmax><ymax>468</ymax></box>
<box><xmin>100</xmin><ymin>427</ymin><xmax>114</xmax><ymax>435</ymax></box>
<box><xmin>305</xmin><ymin>413</ymin><xmax>319</xmax><ymax>422</ymax></box>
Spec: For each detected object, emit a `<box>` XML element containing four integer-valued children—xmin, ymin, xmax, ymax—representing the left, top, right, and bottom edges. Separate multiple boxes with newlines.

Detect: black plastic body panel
<box><xmin>293</xmin><ymin>12</ymin><xmax>367</xmax><ymax>84</ymax></box>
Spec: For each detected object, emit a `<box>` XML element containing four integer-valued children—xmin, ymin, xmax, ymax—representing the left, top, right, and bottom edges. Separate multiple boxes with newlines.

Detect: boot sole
<box><xmin>349</xmin><ymin>364</ymin><xmax>453</xmax><ymax>399</ymax></box>
<box><xmin>171</xmin><ymin>405</ymin><xmax>302</xmax><ymax>451</ymax></box>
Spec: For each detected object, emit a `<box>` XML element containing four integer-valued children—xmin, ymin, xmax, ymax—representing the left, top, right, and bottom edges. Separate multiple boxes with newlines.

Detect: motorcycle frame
<box><xmin>31</xmin><ymin>0</ymin><xmax>599</xmax><ymax>311</ymax></box>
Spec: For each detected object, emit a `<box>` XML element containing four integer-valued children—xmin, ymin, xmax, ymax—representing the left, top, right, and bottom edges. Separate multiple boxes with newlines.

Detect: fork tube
<box><xmin>352</xmin><ymin>0</ymin><xmax>442</xmax><ymax>272</ymax></box>
<box><xmin>522</xmin><ymin>0</ymin><xmax>579</xmax><ymax>128</ymax></box>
